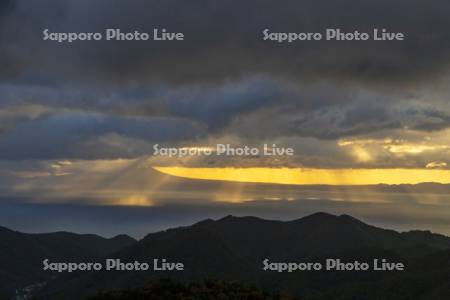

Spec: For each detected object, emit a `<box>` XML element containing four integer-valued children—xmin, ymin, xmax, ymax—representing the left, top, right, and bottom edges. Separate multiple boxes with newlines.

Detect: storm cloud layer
<box><xmin>0</xmin><ymin>0</ymin><xmax>449</xmax><ymax>167</ymax></box>
<box><xmin>2</xmin><ymin>0</ymin><xmax>450</xmax><ymax>84</ymax></box>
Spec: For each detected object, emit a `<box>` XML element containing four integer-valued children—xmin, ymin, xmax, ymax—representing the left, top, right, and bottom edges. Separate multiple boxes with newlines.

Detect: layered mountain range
<box><xmin>1</xmin><ymin>213</ymin><xmax>450</xmax><ymax>299</ymax></box>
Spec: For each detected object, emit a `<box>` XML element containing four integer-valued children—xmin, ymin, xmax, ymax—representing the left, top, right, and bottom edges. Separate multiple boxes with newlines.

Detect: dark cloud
<box><xmin>0</xmin><ymin>0</ymin><xmax>13</xmax><ymax>17</ymax></box>
<box><xmin>0</xmin><ymin>79</ymin><xmax>283</xmax><ymax>133</ymax></box>
<box><xmin>0</xmin><ymin>79</ymin><xmax>449</xmax><ymax>161</ymax></box>
<box><xmin>1</xmin><ymin>0</ymin><xmax>450</xmax><ymax>85</ymax></box>
<box><xmin>1</xmin><ymin>1</ymin><xmax>450</xmax><ymax>162</ymax></box>
<box><xmin>408</xmin><ymin>108</ymin><xmax>450</xmax><ymax>131</ymax></box>
<box><xmin>226</xmin><ymin>94</ymin><xmax>441</xmax><ymax>141</ymax></box>
<box><xmin>0</xmin><ymin>112</ymin><xmax>205</xmax><ymax>160</ymax></box>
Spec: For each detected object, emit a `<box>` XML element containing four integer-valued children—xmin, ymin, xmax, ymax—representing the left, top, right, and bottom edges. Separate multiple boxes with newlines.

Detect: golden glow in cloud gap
<box><xmin>154</xmin><ymin>167</ymin><xmax>450</xmax><ymax>185</ymax></box>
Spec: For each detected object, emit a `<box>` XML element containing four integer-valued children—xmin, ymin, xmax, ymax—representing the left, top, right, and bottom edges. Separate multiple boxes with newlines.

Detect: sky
<box><xmin>0</xmin><ymin>0</ymin><xmax>450</xmax><ymax>237</ymax></box>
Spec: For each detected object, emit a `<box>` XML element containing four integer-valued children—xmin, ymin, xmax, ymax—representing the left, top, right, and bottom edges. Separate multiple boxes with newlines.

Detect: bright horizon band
<box><xmin>154</xmin><ymin>167</ymin><xmax>450</xmax><ymax>186</ymax></box>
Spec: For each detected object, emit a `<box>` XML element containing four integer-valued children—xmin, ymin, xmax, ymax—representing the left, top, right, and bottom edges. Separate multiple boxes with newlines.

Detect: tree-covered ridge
<box><xmin>88</xmin><ymin>279</ymin><xmax>294</xmax><ymax>300</ymax></box>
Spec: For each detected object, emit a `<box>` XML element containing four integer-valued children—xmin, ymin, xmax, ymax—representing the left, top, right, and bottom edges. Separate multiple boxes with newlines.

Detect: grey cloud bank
<box><xmin>0</xmin><ymin>0</ymin><xmax>449</xmax><ymax>166</ymax></box>
<box><xmin>1</xmin><ymin>0</ymin><xmax>450</xmax><ymax>85</ymax></box>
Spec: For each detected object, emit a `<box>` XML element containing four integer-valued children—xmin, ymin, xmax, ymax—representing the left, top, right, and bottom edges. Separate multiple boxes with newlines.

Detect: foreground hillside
<box><xmin>41</xmin><ymin>213</ymin><xmax>450</xmax><ymax>299</ymax></box>
<box><xmin>88</xmin><ymin>279</ymin><xmax>293</xmax><ymax>300</ymax></box>
<box><xmin>0</xmin><ymin>226</ymin><xmax>136</xmax><ymax>298</ymax></box>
